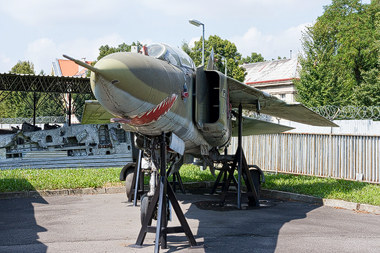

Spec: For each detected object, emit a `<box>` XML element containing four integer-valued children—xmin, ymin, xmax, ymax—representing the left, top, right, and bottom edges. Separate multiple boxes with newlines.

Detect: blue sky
<box><xmin>0</xmin><ymin>0</ymin><xmax>372</xmax><ymax>74</ymax></box>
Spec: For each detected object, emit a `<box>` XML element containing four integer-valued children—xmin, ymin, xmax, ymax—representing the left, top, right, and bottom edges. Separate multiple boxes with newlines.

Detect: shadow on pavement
<box><xmin>0</xmin><ymin>179</ymin><xmax>48</xmax><ymax>253</ymax></box>
<box><xmin>174</xmin><ymin>188</ymin><xmax>321</xmax><ymax>253</ymax></box>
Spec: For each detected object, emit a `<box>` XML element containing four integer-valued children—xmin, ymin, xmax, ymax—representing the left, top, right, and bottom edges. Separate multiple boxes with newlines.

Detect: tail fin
<box><xmin>63</xmin><ymin>54</ymin><xmax>99</xmax><ymax>74</ymax></box>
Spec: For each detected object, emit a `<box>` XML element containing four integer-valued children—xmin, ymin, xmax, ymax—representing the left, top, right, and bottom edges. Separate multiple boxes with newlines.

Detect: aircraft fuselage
<box><xmin>90</xmin><ymin>49</ymin><xmax>212</xmax><ymax>155</ymax></box>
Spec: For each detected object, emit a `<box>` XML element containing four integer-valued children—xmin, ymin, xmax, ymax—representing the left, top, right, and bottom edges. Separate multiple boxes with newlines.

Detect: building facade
<box><xmin>242</xmin><ymin>58</ymin><xmax>299</xmax><ymax>103</ymax></box>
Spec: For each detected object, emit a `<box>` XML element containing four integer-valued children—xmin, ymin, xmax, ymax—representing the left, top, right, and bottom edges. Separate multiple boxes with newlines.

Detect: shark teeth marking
<box><xmin>128</xmin><ymin>94</ymin><xmax>178</xmax><ymax>126</ymax></box>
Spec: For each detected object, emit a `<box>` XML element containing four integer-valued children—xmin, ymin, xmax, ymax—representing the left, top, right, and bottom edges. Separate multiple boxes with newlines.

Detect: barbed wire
<box><xmin>0</xmin><ymin>116</ymin><xmax>66</xmax><ymax>124</ymax></box>
<box><xmin>1</xmin><ymin>106</ymin><xmax>379</xmax><ymax>125</ymax></box>
<box><xmin>244</xmin><ymin>106</ymin><xmax>380</xmax><ymax>121</ymax></box>
<box><xmin>310</xmin><ymin>106</ymin><xmax>380</xmax><ymax>120</ymax></box>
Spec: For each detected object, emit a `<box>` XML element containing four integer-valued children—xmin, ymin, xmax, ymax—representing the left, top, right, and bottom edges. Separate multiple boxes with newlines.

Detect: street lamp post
<box><xmin>189</xmin><ymin>19</ymin><xmax>205</xmax><ymax>66</ymax></box>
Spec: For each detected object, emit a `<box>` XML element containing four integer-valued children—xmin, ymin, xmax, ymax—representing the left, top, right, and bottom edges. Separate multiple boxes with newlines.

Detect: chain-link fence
<box><xmin>0</xmin><ymin>116</ymin><xmax>65</xmax><ymax>124</ymax></box>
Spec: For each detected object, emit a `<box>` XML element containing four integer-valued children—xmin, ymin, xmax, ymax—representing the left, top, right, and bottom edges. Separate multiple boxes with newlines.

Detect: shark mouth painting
<box><xmin>112</xmin><ymin>94</ymin><xmax>178</xmax><ymax>126</ymax></box>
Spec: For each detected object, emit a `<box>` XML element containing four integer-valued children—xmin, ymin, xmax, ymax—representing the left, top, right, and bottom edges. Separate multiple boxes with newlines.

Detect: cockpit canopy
<box><xmin>147</xmin><ymin>43</ymin><xmax>195</xmax><ymax>69</ymax></box>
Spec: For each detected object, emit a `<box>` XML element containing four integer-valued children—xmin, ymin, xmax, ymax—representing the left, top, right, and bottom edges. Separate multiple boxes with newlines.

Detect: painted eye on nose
<box><xmin>111</xmin><ymin>80</ymin><xmax>120</xmax><ymax>85</ymax></box>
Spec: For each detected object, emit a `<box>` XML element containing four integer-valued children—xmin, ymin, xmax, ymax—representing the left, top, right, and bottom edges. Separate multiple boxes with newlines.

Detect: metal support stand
<box><xmin>210</xmin><ymin>162</ymin><xmax>238</xmax><ymax>195</ymax></box>
<box><xmin>128</xmin><ymin>153</ymin><xmax>145</xmax><ymax>203</ymax></box>
<box><xmin>134</xmin><ymin>132</ymin><xmax>197</xmax><ymax>252</ymax></box>
<box><xmin>237</xmin><ymin>103</ymin><xmax>243</xmax><ymax>209</ymax></box>
<box><xmin>215</xmin><ymin>104</ymin><xmax>260</xmax><ymax>208</ymax></box>
<box><xmin>170</xmin><ymin>171</ymin><xmax>186</xmax><ymax>194</ymax></box>
<box><xmin>133</xmin><ymin>150</ymin><xmax>143</xmax><ymax>206</ymax></box>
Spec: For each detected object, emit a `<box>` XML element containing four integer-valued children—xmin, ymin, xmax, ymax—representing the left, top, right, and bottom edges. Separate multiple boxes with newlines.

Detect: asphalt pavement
<box><xmin>1</xmin><ymin>189</ymin><xmax>380</xmax><ymax>253</ymax></box>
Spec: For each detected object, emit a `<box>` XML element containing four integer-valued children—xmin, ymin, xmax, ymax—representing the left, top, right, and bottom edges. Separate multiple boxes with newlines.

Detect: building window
<box><xmin>16</xmin><ymin>137</ymin><xmax>24</xmax><ymax>145</ymax></box>
<box><xmin>46</xmin><ymin>135</ymin><xmax>53</xmax><ymax>143</ymax></box>
<box><xmin>280</xmin><ymin>94</ymin><xmax>286</xmax><ymax>100</ymax></box>
<box><xmin>99</xmin><ymin>125</ymin><xmax>110</xmax><ymax>145</ymax></box>
<box><xmin>116</xmin><ymin>129</ymin><xmax>127</xmax><ymax>143</ymax></box>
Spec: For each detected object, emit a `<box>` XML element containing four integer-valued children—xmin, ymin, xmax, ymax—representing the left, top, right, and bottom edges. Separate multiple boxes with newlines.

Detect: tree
<box><xmin>4</xmin><ymin>61</ymin><xmax>37</xmax><ymax>118</ymax></box>
<box><xmin>87</xmin><ymin>41</ymin><xmax>144</xmax><ymax>77</ymax></box>
<box><xmin>1</xmin><ymin>61</ymin><xmax>64</xmax><ymax>119</ymax></box>
<box><xmin>182</xmin><ymin>35</ymin><xmax>246</xmax><ymax>82</ymax></box>
<box><xmin>239</xmin><ymin>52</ymin><xmax>264</xmax><ymax>64</ymax></box>
<box><xmin>353</xmin><ymin>11</ymin><xmax>380</xmax><ymax>106</ymax></box>
<box><xmin>295</xmin><ymin>0</ymin><xmax>380</xmax><ymax>107</ymax></box>
<box><xmin>97</xmin><ymin>41</ymin><xmax>143</xmax><ymax>61</ymax></box>
<box><xmin>11</xmin><ymin>60</ymin><xmax>35</xmax><ymax>74</ymax></box>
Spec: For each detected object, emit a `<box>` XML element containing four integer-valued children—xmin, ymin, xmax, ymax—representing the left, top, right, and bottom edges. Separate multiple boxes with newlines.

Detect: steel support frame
<box><xmin>132</xmin><ymin>150</ymin><xmax>144</xmax><ymax>206</ymax></box>
<box><xmin>213</xmin><ymin>103</ymin><xmax>260</xmax><ymax>208</ymax></box>
<box><xmin>170</xmin><ymin>171</ymin><xmax>186</xmax><ymax>194</ymax></box>
<box><xmin>0</xmin><ymin>73</ymin><xmax>93</xmax><ymax>125</ymax></box>
<box><xmin>127</xmin><ymin>159</ymin><xmax>145</xmax><ymax>203</ymax></box>
<box><xmin>134</xmin><ymin>132</ymin><xmax>197</xmax><ymax>252</ymax></box>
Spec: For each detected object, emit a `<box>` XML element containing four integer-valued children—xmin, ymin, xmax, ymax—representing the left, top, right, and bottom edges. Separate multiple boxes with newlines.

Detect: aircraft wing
<box><xmin>231</xmin><ymin>116</ymin><xmax>294</xmax><ymax>136</ymax></box>
<box><xmin>81</xmin><ymin>100</ymin><xmax>114</xmax><ymax>124</ymax></box>
<box><xmin>227</xmin><ymin>77</ymin><xmax>338</xmax><ymax>127</ymax></box>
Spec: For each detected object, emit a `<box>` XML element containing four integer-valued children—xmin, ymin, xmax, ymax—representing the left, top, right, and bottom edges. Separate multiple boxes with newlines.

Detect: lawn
<box><xmin>1</xmin><ymin>166</ymin><xmax>379</xmax><ymax>206</ymax></box>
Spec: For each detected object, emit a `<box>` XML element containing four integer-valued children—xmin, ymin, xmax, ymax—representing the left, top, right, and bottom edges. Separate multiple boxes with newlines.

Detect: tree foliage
<box><xmin>240</xmin><ymin>52</ymin><xmax>265</xmax><ymax>64</ymax></box>
<box><xmin>87</xmin><ymin>41</ymin><xmax>145</xmax><ymax>77</ymax></box>
<box><xmin>295</xmin><ymin>0</ymin><xmax>380</xmax><ymax>107</ymax></box>
<box><xmin>353</xmin><ymin>11</ymin><xmax>380</xmax><ymax>106</ymax></box>
<box><xmin>97</xmin><ymin>41</ymin><xmax>144</xmax><ymax>61</ymax></box>
<box><xmin>11</xmin><ymin>60</ymin><xmax>35</xmax><ymax>74</ymax></box>
<box><xmin>182</xmin><ymin>35</ymin><xmax>247</xmax><ymax>82</ymax></box>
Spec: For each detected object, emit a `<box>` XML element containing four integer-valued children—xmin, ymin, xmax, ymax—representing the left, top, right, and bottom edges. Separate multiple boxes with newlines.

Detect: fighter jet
<box><xmin>64</xmin><ymin>43</ymin><xmax>337</xmax><ymax>251</ymax></box>
<box><xmin>66</xmin><ymin>43</ymin><xmax>335</xmax><ymax>156</ymax></box>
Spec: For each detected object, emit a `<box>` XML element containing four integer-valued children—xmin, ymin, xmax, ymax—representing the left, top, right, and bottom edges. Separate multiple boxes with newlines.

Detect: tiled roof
<box><xmin>57</xmin><ymin>59</ymin><xmax>93</xmax><ymax>77</ymax></box>
<box><xmin>243</xmin><ymin>58</ymin><xmax>300</xmax><ymax>85</ymax></box>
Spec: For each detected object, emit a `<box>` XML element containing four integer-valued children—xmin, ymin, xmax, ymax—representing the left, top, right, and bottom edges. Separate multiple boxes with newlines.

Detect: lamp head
<box><xmin>189</xmin><ymin>19</ymin><xmax>203</xmax><ymax>27</ymax></box>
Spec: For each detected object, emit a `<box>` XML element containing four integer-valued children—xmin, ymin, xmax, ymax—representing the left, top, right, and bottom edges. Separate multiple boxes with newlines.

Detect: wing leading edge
<box><xmin>231</xmin><ymin>116</ymin><xmax>294</xmax><ymax>136</ymax></box>
<box><xmin>81</xmin><ymin>100</ymin><xmax>114</xmax><ymax>124</ymax></box>
<box><xmin>227</xmin><ymin>76</ymin><xmax>338</xmax><ymax>127</ymax></box>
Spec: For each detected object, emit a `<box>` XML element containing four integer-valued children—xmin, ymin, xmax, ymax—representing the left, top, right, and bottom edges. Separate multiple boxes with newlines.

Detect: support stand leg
<box><xmin>171</xmin><ymin>171</ymin><xmax>186</xmax><ymax>194</ymax></box>
<box><xmin>218</xmin><ymin>103</ymin><xmax>260</xmax><ymax>208</ymax></box>
<box><xmin>210</xmin><ymin>169</ymin><xmax>224</xmax><ymax>194</ymax></box>
<box><xmin>170</xmin><ymin>171</ymin><xmax>186</xmax><ymax>194</ymax></box>
<box><xmin>127</xmin><ymin>152</ymin><xmax>144</xmax><ymax>203</ymax></box>
<box><xmin>133</xmin><ymin>150</ymin><xmax>143</xmax><ymax>206</ymax></box>
<box><xmin>134</xmin><ymin>132</ymin><xmax>197</xmax><ymax>252</ymax></box>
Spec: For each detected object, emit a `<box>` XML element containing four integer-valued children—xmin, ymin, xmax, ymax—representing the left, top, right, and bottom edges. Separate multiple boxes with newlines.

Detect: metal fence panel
<box><xmin>228</xmin><ymin>133</ymin><xmax>380</xmax><ymax>184</ymax></box>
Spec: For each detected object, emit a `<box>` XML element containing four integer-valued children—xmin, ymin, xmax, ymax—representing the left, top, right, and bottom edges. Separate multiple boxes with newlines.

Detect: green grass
<box><xmin>0</xmin><ymin>168</ymin><xmax>122</xmax><ymax>192</ymax></box>
<box><xmin>263</xmin><ymin>173</ymin><xmax>380</xmax><ymax>206</ymax></box>
<box><xmin>1</xmin><ymin>166</ymin><xmax>379</xmax><ymax>206</ymax></box>
<box><xmin>168</xmin><ymin>164</ymin><xmax>217</xmax><ymax>183</ymax></box>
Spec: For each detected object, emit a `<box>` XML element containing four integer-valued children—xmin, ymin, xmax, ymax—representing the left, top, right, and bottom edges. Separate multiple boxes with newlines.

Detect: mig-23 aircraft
<box><xmin>64</xmin><ymin>43</ymin><xmax>337</xmax><ymax>251</ymax></box>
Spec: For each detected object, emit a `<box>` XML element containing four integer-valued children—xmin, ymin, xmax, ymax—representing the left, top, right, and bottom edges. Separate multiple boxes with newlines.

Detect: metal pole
<box><xmin>237</xmin><ymin>103</ymin><xmax>242</xmax><ymax>209</ymax></box>
<box><xmin>68</xmin><ymin>93</ymin><xmax>72</xmax><ymax>126</ymax></box>
<box><xmin>33</xmin><ymin>92</ymin><xmax>36</xmax><ymax>126</ymax></box>
<box><xmin>155</xmin><ymin>132</ymin><xmax>167</xmax><ymax>252</ymax></box>
<box><xmin>133</xmin><ymin>150</ymin><xmax>143</xmax><ymax>207</ymax></box>
<box><xmin>202</xmin><ymin>24</ymin><xmax>205</xmax><ymax>66</ymax></box>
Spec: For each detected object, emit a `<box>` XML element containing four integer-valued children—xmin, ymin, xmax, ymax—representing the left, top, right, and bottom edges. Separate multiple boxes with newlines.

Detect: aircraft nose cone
<box><xmin>90</xmin><ymin>52</ymin><xmax>152</xmax><ymax>118</ymax></box>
